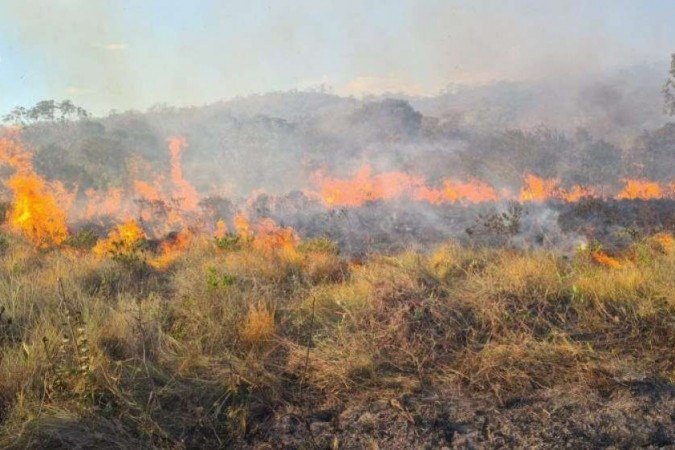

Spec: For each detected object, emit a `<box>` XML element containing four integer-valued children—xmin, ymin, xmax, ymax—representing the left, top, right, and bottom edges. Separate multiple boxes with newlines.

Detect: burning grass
<box><xmin>0</xmin><ymin>227</ymin><xmax>671</xmax><ymax>447</ymax></box>
<box><xmin>0</xmin><ymin>132</ymin><xmax>672</xmax><ymax>447</ymax></box>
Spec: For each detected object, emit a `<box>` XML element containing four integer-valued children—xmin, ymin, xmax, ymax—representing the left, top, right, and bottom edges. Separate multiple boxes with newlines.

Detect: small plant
<box><xmin>206</xmin><ymin>266</ymin><xmax>237</xmax><ymax>290</ymax></box>
<box><xmin>43</xmin><ymin>281</ymin><xmax>95</xmax><ymax>404</ymax></box>
<box><xmin>214</xmin><ymin>232</ymin><xmax>242</xmax><ymax>251</ymax></box>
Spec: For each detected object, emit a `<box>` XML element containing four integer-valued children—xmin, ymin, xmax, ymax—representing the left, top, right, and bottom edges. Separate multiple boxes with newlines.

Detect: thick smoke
<box><xmin>2</xmin><ymin>63</ymin><xmax>673</xmax><ymax>254</ymax></box>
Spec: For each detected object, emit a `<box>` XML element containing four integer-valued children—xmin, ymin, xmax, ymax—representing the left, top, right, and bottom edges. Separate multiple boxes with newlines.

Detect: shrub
<box><xmin>214</xmin><ymin>233</ymin><xmax>241</xmax><ymax>251</ymax></box>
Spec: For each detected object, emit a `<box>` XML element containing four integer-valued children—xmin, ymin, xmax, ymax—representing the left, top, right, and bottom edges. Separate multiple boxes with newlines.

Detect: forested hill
<box><xmin>4</xmin><ymin>62</ymin><xmax>673</xmax><ymax>199</ymax></box>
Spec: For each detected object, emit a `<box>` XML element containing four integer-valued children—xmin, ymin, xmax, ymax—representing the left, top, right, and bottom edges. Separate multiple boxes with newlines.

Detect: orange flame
<box><xmin>519</xmin><ymin>174</ymin><xmax>559</xmax><ymax>202</ymax></box>
<box><xmin>232</xmin><ymin>213</ymin><xmax>298</xmax><ymax>254</ymax></box>
<box><xmin>560</xmin><ymin>185</ymin><xmax>597</xmax><ymax>202</ymax></box>
<box><xmin>134</xmin><ymin>180</ymin><xmax>163</xmax><ymax>202</ymax></box>
<box><xmin>234</xmin><ymin>212</ymin><xmax>252</xmax><ymax>240</ymax></box>
<box><xmin>650</xmin><ymin>232</ymin><xmax>673</xmax><ymax>254</ymax></box>
<box><xmin>0</xmin><ymin>132</ymin><xmax>69</xmax><ymax>248</ymax></box>
<box><xmin>149</xmin><ymin>228</ymin><xmax>192</xmax><ymax>268</ymax></box>
<box><xmin>616</xmin><ymin>179</ymin><xmax>664</xmax><ymax>200</ymax></box>
<box><xmin>591</xmin><ymin>250</ymin><xmax>623</xmax><ymax>269</ymax></box>
<box><xmin>214</xmin><ymin>219</ymin><xmax>228</xmax><ymax>239</ymax></box>
<box><xmin>167</xmin><ymin>136</ymin><xmax>199</xmax><ymax>211</ymax></box>
<box><xmin>251</xmin><ymin>218</ymin><xmax>299</xmax><ymax>254</ymax></box>
<box><xmin>312</xmin><ymin>165</ymin><xmax>503</xmax><ymax>207</ymax></box>
<box><xmin>312</xmin><ymin>165</ymin><xmax>420</xmax><ymax>207</ymax></box>
<box><xmin>84</xmin><ymin>187</ymin><xmax>125</xmax><ymax>219</ymax></box>
<box><xmin>93</xmin><ymin>219</ymin><xmax>146</xmax><ymax>258</ymax></box>
<box><xmin>6</xmin><ymin>173</ymin><xmax>69</xmax><ymax>248</ymax></box>
<box><xmin>412</xmin><ymin>180</ymin><xmax>500</xmax><ymax>204</ymax></box>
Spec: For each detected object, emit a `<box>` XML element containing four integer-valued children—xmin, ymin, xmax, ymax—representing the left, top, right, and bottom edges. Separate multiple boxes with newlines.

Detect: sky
<box><xmin>1</xmin><ymin>0</ymin><xmax>674</xmax><ymax>116</ymax></box>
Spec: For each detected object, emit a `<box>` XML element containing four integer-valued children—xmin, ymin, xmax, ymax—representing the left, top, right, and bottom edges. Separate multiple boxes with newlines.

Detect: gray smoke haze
<box><xmin>1</xmin><ymin>1</ymin><xmax>673</xmax><ymax>253</ymax></box>
<box><xmin>2</xmin><ymin>1</ymin><xmax>674</xmax><ymax>115</ymax></box>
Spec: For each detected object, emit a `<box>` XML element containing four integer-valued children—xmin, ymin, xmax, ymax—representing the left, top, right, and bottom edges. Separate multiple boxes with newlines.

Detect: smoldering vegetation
<box><xmin>0</xmin><ymin>62</ymin><xmax>673</xmax><ymax>448</ymax></box>
<box><xmin>14</xmin><ymin>63</ymin><xmax>673</xmax><ymax>201</ymax></box>
<box><xmin>4</xmin><ymin>63</ymin><xmax>672</xmax><ymax>258</ymax></box>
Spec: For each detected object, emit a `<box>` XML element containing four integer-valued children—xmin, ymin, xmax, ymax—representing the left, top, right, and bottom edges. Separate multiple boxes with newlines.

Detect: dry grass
<box><xmin>0</xmin><ymin>230</ymin><xmax>672</xmax><ymax>446</ymax></box>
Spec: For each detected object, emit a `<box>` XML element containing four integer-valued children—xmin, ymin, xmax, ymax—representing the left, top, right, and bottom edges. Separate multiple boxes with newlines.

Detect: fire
<box><xmin>234</xmin><ymin>212</ymin><xmax>252</xmax><ymax>240</ymax></box>
<box><xmin>214</xmin><ymin>219</ymin><xmax>228</xmax><ymax>239</ymax></box>
<box><xmin>649</xmin><ymin>232</ymin><xmax>673</xmax><ymax>254</ymax></box>
<box><xmin>149</xmin><ymin>228</ymin><xmax>192</xmax><ymax>268</ymax></box>
<box><xmin>232</xmin><ymin>213</ymin><xmax>298</xmax><ymax>255</ymax></box>
<box><xmin>251</xmin><ymin>218</ymin><xmax>299</xmax><ymax>254</ymax></box>
<box><xmin>560</xmin><ymin>185</ymin><xmax>596</xmax><ymax>202</ymax></box>
<box><xmin>616</xmin><ymin>179</ymin><xmax>663</xmax><ymax>200</ymax></box>
<box><xmin>519</xmin><ymin>174</ymin><xmax>558</xmax><ymax>202</ymax></box>
<box><xmin>312</xmin><ymin>166</ymin><xmax>673</xmax><ymax>206</ymax></box>
<box><xmin>167</xmin><ymin>136</ymin><xmax>199</xmax><ymax>211</ymax></box>
<box><xmin>0</xmin><ymin>130</ymin><xmax>32</xmax><ymax>171</ymax></box>
<box><xmin>79</xmin><ymin>136</ymin><xmax>200</xmax><ymax>235</ymax></box>
<box><xmin>0</xmin><ymin>131</ymin><xmax>69</xmax><ymax>248</ymax></box>
<box><xmin>6</xmin><ymin>173</ymin><xmax>69</xmax><ymax>248</ymax></box>
<box><xmin>3</xmin><ymin>128</ymin><xmax>673</xmax><ymax>260</ymax></box>
<box><xmin>93</xmin><ymin>219</ymin><xmax>146</xmax><ymax>258</ymax></box>
<box><xmin>591</xmin><ymin>250</ymin><xmax>623</xmax><ymax>269</ymax></box>
<box><xmin>312</xmin><ymin>164</ymin><xmax>503</xmax><ymax>206</ymax></box>
<box><xmin>438</xmin><ymin>179</ymin><xmax>499</xmax><ymax>203</ymax></box>
<box><xmin>134</xmin><ymin>180</ymin><xmax>163</xmax><ymax>202</ymax></box>
<box><xmin>84</xmin><ymin>187</ymin><xmax>125</xmax><ymax>219</ymax></box>
<box><xmin>312</xmin><ymin>165</ymin><xmax>421</xmax><ymax>207</ymax></box>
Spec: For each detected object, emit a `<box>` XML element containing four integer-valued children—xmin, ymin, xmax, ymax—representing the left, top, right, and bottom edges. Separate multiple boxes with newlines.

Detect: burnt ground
<box><xmin>239</xmin><ymin>380</ymin><xmax>674</xmax><ymax>449</ymax></box>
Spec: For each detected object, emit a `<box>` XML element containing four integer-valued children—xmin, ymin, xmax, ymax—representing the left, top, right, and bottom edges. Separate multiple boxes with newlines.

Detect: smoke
<box><xmin>1</xmin><ymin>1</ymin><xmax>674</xmax><ymax>255</ymax></box>
<box><xmin>2</xmin><ymin>1</ymin><xmax>675</xmax><ymax>115</ymax></box>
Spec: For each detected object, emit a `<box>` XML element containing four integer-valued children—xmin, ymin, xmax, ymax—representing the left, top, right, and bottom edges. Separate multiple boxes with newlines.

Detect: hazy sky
<box><xmin>1</xmin><ymin>0</ymin><xmax>674</xmax><ymax>115</ymax></box>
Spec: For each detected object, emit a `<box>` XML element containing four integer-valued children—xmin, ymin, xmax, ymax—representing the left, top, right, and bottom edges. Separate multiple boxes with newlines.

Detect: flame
<box><xmin>560</xmin><ymin>185</ymin><xmax>596</xmax><ymax>202</ymax></box>
<box><xmin>650</xmin><ymin>232</ymin><xmax>673</xmax><ymax>254</ymax></box>
<box><xmin>6</xmin><ymin>173</ymin><xmax>69</xmax><ymax>248</ymax></box>
<box><xmin>312</xmin><ymin>164</ymin><xmax>503</xmax><ymax>206</ymax></box>
<box><xmin>167</xmin><ymin>136</ymin><xmax>199</xmax><ymax>211</ymax></box>
<box><xmin>134</xmin><ymin>180</ymin><xmax>163</xmax><ymax>202</ymax></box>
<box><xmin>214</xmin><ymin>219</ymin><xmax>228</xmax><ymax>239</ymax></box>
<box><xmin>312</xmin><ymin>165</ymin><xmax>420</xmax><ymax>207</ymax></box>
<box><xmin>84</xmin><ymin>187</ymin><xmax>125</xmax><ymax>219</ymax></box>
<box><xmin>93</xmin><ymin>219</ymin><xmax>146</xmax><ymax>257</ymax></box>
<box><xmin>519</xmin><ymin>174</ymin><xmax>559</xmax><ymax>202</ymax></box>
<box><xmin>232</xmin><ymin>213</ymin><xmax>298</xmax><ymax>255</ymax></box>
<box><xmin>251</xmin><ymin>218</ymin><xmax>299</xmax><ymax>254</ymax></box>
<box><xmin>234</xmin><ymin>212</ymin><xmax>252</xmax><ymax>240</ymax></box>
<box><xmin>149</xmin><ymin>228</ymin><xmax>192</xmax><ymax>268</ymax></box>
<box><xmin>616</xmin><ymin>179</ymin><xmax>664</xmax><ymax>200</ymax></box>
<box><xmin>313</xmin><ymin>166</ymin><xmax>673</xmax><ymax>206</ymax></box>
<box><xmin>4</xmin><ymin>127</ymin><xmax>674</xmax><ymax>260</ymax></box>
<box><xmin>591</xmin><ymin>250</ymin><xmax>623</xmax><ymax>269</ymax></box>
<box><xmin>412</xmin><ymin>180</ymin><xmax>500</xmax><ymax>204</ymax></box>
<box><xmin>0</xmin><ymin>130</ymin><xmax>32</xmax><ymax>171</ymax></box>
<box><xmin>0</xmin><ymin>131</ymin><xmax>69</xmax><ymax>248</ymax></box>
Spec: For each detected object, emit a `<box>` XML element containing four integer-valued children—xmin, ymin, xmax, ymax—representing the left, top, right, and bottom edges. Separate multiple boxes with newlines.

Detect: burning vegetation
<box><xmin>0</xmin><ymin>131</ymin><xmax>69</xmax><ymax>248</ymax></box>
<box><xmin>0</xmin><ymin>87</ymin><xmax>673</xmax><ymax>448</ymax></box>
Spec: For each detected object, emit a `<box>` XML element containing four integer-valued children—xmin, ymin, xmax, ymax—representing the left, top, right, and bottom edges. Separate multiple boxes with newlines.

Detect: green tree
<box><xmin>2</xmin><ymin>100</ymin><xmax>89</xmax><ymax>124</ymax></box>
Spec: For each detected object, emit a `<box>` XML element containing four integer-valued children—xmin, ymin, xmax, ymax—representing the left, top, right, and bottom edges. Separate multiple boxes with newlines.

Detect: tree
<box><xmin>2</xmin><ymin>100</ymin><xmax>90</xmax><ymax>125</ymax></box>
<box><xmin>663</xmin><ymin>53</ymin><xmax>675</xmax><ymax>116</ymax></box>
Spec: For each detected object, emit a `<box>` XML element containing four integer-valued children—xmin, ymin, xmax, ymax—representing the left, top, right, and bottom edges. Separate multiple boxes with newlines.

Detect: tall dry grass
<box><xmin>0</xmin><ymin>229</ymin><xmax>672</xmax><ymax>446</ymax></box>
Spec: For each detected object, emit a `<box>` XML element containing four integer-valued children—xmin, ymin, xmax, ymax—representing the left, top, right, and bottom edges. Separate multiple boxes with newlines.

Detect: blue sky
<box><xmin>1</xmin><ymin>0</ymin><xmax>674</xmax><ymax>115</ymax></box>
